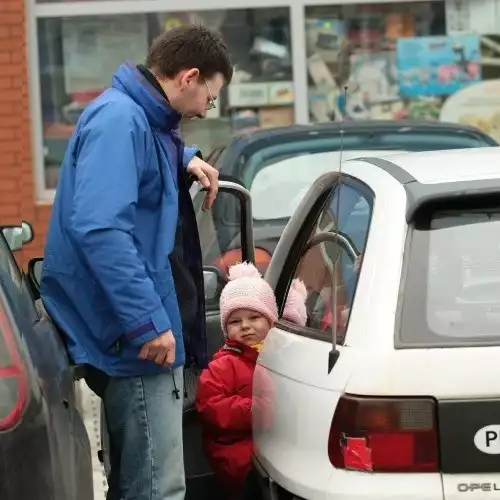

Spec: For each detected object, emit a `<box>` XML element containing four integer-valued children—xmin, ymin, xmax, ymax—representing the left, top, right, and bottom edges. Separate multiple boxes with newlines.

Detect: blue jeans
<box><xmin>103</xmin><ymin>368</ymin><xmax>185</xmax><ymax>500</ymax></box>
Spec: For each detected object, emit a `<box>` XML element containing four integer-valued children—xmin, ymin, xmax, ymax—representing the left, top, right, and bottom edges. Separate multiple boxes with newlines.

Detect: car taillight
<box><xmin>0</xmin><ymin>298</ymin><xmax>28</xmax><ymax>431</ymax></box>
<box><xmin>328</xmin><ymin>394</ymin><xmax>438</xmax><ymax>473</ymax></box>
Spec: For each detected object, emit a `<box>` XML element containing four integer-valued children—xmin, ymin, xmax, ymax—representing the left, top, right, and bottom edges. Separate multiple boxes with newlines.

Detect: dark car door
<box><xmin>99</xmin><ymin>181</ymin><xmax>256</xmax><ymax>500</ymax></box>
<box><xmin>182</xmin><ymin>181</ymin><xmax>255</xmax><ymax>500</ymax></box>
<box><xmin>0</xmin><ymin>230</ymin><xmax>92</xmax><ymax>500</ymax></box>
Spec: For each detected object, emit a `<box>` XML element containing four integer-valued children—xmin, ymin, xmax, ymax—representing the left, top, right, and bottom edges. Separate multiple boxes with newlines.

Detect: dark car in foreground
<box><xmin>200</xmin><ymin>120</ymin><xmax>498</xmax><ymax>276</ymax></box>
<box><xmin>0</xmin><ymin>222</ymin><xmax>92</xmax><ymax>500</ymax></box>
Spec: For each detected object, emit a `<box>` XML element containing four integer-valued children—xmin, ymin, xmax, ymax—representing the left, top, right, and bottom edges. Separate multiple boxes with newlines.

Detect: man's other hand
<box><xmin>138</xmin><ymin>330</ymin><xmax>176</xmax><ymax>366</ymax></box>
<box><xmin>186</xmin><ymin>156</ymin><xmax>219</xmax><ymax>211</ymax></box>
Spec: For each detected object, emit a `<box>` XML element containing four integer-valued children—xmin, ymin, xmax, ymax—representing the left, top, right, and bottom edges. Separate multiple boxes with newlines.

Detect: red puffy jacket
<box><xmin>195</xmin><ymin>340</ymin><xmax>273</xmax><ymax>496</ymax></box>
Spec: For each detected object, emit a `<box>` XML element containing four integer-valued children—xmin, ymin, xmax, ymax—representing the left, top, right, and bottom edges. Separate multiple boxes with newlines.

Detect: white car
<box><xmin>102</xmin><ymin>146</ymin><xmax>500</xmax><ymax>500</ymax></box>
<box><xmin>250</xmin><ymin>146</ymin><xmax>500</xmax><ymax>500</ymax></box>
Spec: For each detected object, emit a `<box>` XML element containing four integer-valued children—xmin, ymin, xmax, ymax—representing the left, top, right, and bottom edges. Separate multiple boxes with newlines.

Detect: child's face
<box><xmin>226</xmin><ymin>309</ymin><xmax>271</xmax><ymax>347</ymax></box>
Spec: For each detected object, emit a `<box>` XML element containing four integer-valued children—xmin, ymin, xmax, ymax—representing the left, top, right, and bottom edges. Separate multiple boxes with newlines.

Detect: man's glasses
<box><xmin>204</xmin><ymin>80</ymin><xmax>216</xmax><ymax>111</ymax></box>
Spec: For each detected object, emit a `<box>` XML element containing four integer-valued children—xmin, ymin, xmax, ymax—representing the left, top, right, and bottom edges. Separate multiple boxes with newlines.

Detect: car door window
<box><xmin>281</xmin><ymin>180</ymin><xmax>373</xmax><ymax>344</ymax></box>
<box><xmin>192</xmin><ymin>186</ymin><xmax>255</xmax><ymax>313</ymax></box>
<box><xmin>0</xmin><ymin>234</ymin><xmax>38</xmax><ymax>329</ymax></box>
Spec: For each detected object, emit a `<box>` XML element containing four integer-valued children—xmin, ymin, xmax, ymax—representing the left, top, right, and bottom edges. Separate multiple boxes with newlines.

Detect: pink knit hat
<box><xmin>220</xmin><ymin>262</ymin><xmax>278</xmax><ymax>335</ymax></box>
<box><xmin>282</xmin><ymin>278</ymin><xmax>308</xmax><ymax>327</ymax></box>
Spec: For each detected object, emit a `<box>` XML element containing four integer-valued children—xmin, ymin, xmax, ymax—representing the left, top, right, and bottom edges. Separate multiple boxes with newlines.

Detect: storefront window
<box><xmin>305</xmin><ymin>1</ymin><xmax>500</xmax><ymax>135</ymax></box>
<box><xmin>38</xmin><ymin>9</ymin><xmax>293</xmax><ymax>190</ymax></box>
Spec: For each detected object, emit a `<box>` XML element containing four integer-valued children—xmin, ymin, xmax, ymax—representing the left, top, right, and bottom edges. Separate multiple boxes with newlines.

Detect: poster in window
<box><xmin>397</xmin><ymin>35</ymin><xmax>481</xmax><ymax>97</ymax></box>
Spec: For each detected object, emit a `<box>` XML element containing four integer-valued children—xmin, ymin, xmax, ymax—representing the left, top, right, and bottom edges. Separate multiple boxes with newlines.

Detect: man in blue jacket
<box><xmin>40</xmin><ymin>25</ymin><xmax>233</xmax><ymax>500</ymax></box>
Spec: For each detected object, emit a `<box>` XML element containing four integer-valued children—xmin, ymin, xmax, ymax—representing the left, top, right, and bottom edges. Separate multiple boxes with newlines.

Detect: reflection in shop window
<box><xmin>38</xmin><ymin>9</ymin><xmax>293</xmax><ymax>190</ymax></box>
<box><xmin>305</xmin><ymin>1</ymin><xmax>500</xmax><ymax>136</ymax></box>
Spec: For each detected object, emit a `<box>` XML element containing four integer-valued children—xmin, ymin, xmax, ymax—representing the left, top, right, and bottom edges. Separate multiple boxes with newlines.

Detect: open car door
<box><xmin>99</xmin><ymin>180</ymin><xmax>256</xmax><ymax>500</ymax></box>
<box><xmin>183</xmin><ymin>180</ymin><xmax>255</xmax><ymax>499</ymax></box>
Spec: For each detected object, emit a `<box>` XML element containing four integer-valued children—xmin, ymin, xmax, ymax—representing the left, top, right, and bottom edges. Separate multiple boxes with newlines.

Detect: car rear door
<box><xmin>250</xmin><ymin>171</ymin><xmax>378</xmax><ymax>498</ymax></box>
<box><xmin>0</xmin><ymin>230</ymin><xmax>92</xmax><ymax>500</ymax></box>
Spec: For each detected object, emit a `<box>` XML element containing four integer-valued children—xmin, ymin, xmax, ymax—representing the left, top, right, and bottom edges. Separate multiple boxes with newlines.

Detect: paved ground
<box><xmin>79</xmin><ymin>381</ymin><xmax>107</xmax><ymax>500</ymax></box>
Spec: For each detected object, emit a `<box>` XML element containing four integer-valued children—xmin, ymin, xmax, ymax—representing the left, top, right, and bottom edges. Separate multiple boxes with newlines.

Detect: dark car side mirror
<box><xmin>1</xmin><ymin>221</ymin><xmax>34</xmax><ymax>252</ymax></box>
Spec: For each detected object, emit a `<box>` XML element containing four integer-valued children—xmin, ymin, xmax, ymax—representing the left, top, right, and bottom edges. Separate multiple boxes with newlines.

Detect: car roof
<box><xmin>352</xmin><ymin>147</ymin><xmax>500</xmax><ymax>184</ymax></box>
<box><xmin>229</xmin><ymin>119</ymin><xmax>491</xmax><ymax>143</ymax></box>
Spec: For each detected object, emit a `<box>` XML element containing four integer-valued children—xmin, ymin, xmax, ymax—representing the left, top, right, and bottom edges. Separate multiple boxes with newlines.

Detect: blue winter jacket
<box><xmin>41</xmin><ymin>61</ymin><xmax>207</xmax><ymax>377</ymax></box>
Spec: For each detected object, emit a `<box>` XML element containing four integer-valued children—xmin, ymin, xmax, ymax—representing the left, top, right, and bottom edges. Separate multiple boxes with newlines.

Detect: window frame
<box><xmin>273</xmin><ymin>174</ymin><xmax>375</xmax><ymax>344</ymax></box>
<box><xmin>28</xmin><ymin>0</ymin><xmax>441</xmax><ymax>200</ymax></box>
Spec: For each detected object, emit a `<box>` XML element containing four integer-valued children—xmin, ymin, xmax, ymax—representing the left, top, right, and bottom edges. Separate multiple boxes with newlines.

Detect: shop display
<box><xmin>305</xmin><ymin>1</ymin><xmax>447</xmax><ymax>123</ymax></box>
<box><xmin>229</xmin><ymin>83</ymin><xmax>269</xmax><ymax>107</ymax></box>
<box><xmin>446</xmin><ymin>0</ymin><xmax>500</xmax><ymax>35</ymax></box>
<box><xmin>385</xmin><ymin>12</ymin><xmax>415</xmax><ymax>44</ymax></box>
<box><xmin>397</xmin><ymin>34</ymin><xmax>482</xmax><ymax>97</ymax></box>
<box><xmin>39</xmin><ymin>7</ymin><xmax>295</xmax><ymax>192</ymax></box>
<box><xmin>228</xmin><ymin>81</ymin><xmax>294</xmax><ymax>107</ymax></box>
<box><xmin>268</xmin><ymin>82</ymin><xmax>294</xmax><ymax>105</ymax></box>
<box><xmin>440</xmin><ymin>79</ymin><xmax>500</xmax><ymax>142</ymax></box>
<box><xmin>305</xmin><ymin>18</ymin><xmax>346</xmax><ymax>63</ymax></box>
<box><xmin>349</xmin><ymin>51</ymin><xmax>398</xmax><ymax>103</ymax></box>
<box><xmin>309</xmin><ymin>90</ymin><xmax>336</xmax><ymax>122</ymax></box>
<box><xmin>259</xmin><ymin>106</ymin><xmax>294</xmax><ymax>128</ymax></box>
<box><xmin>34</xmin><ymin>0</ymin><xmax>500</xmax><ymax>194</ymax></box>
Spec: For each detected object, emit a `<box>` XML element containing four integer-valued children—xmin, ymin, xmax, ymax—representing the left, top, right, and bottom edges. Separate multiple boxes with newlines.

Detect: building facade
<box><xmin>3</xmin><ymin>0</ymin><xmax>500</xmax><ymax>262</ymax></box>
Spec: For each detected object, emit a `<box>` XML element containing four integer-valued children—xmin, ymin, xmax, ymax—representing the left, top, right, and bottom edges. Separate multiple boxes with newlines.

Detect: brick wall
<box><xmin>0</xmin><ymin>0</ymin><xmax>52</xmax><ymax>268</ymax></box>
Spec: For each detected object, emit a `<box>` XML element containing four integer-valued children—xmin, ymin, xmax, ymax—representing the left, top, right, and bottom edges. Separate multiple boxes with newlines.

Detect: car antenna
<box><xmin>328</xmin><ymin>85</ymin><xmax>348</xmax><ymax>374</ymax></box>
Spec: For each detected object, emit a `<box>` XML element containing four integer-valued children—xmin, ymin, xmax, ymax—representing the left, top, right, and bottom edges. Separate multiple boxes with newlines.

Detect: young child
<box><xmin>195</xmin><ymin>262</ymin><xmax>307</xmax><ymax>499</ymax></box>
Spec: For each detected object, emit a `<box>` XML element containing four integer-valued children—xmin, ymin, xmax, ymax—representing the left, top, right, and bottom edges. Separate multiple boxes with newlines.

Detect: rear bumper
<box><xmin>253</xmin><ymin>456</ymin><xmax>443</xmax><ymax>500</ymax></box>
<box><xmin>253</xmin><ymin>457</ymin><xmax>305</xmax><ymax>500</ymax></box>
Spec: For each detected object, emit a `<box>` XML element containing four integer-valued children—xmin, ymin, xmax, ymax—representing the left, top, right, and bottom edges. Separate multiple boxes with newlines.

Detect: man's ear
<box><xmin>180</xmin><ymin>68</ymin><xmax>200</xmax><ymax>88</ymax></box>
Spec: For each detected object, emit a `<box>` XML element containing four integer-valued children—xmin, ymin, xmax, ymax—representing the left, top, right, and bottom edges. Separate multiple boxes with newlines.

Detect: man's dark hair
<box><xmin>146</xmin><ymin>25</ymin><xmax>233</xmax><ymax>84</ymax></box>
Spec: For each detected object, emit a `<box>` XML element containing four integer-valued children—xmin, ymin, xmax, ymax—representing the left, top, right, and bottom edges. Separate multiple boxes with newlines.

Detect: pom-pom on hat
<box><xmin>220</xmin><ymin>262</ymin><xmax>278</xmax><ymax>336</ymax></box>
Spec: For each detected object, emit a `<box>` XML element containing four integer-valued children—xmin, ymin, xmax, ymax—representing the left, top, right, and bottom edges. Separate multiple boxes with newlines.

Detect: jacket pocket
<box><xmin>152</xmin><ymin>269</ymin><xmax>183</xmax><ymax>338</ymax></box>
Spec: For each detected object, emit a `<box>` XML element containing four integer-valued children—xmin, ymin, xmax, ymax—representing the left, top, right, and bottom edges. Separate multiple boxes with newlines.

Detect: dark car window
<box><xmin>0</xmin><ymin>235</ymin><xmax>38</xmax><ymax>329</ymax></box>
<box><xmin>399</xmin><ymin>205</ymin><xmax>500</xmax><ymax>347</ymax></box>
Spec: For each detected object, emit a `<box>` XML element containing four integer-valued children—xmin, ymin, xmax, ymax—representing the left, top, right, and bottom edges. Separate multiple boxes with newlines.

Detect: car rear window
<box><xmin>399</xmin><ymin>206</ymin><xmax>500</xmax><ymax>347</ymax></box>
